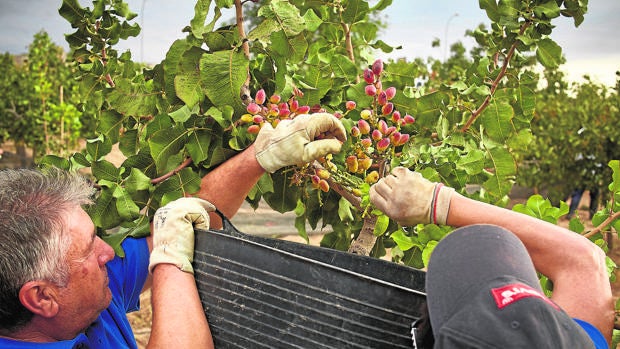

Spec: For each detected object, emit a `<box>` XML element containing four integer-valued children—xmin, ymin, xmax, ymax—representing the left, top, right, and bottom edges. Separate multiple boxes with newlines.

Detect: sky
<box><xmin>0</xmin><ymin>0</ymin><xmax>618</xmax><ymax>86</ymax></box>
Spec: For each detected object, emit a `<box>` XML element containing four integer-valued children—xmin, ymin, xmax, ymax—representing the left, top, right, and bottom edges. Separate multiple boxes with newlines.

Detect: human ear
<box><xmin>18</xmin><ymin>281</ymin><xmax>60</xmax><ymax>318</ymax></box>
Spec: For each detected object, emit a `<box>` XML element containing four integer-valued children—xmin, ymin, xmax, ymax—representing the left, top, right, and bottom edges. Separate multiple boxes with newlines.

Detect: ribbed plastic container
<box><xmin>193</xmin><ymin>212</ymin><xmax>427</xmax><ymax>349</ymax></box>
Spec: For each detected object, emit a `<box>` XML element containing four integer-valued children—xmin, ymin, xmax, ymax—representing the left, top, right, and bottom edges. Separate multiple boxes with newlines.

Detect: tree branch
<box><xmin>348</xmin><ymin>215</ymin><xmax>377</xmax><ymax>256</ymax></box>
<box><xmin>459</xmin><ymin>21</ymin><xmax>531</xmax><ymax>132</ymax></box>
<box><xmin>235</xmin><ymin>0</ymin><xmax>253</xmax><ymax>105</ymax></box>
<box><xmin>584</xmin><ymin>210</ymin><xmax>620</xmax><ymax>238</ymax></box>
<box><xmin>151</xmin><ymin>157</ymin><xmax>194</xmax><ymax>185</ymax></box>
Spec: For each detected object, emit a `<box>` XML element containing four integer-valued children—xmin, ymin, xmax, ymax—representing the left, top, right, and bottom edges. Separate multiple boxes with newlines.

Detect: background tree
<box><xmin>0</xmin><ymin>31</ymin><xmax>91</xmax><ymax>164</ymax></box>
<box><xmin>516</xmin><ymin>69</ymin><xmax>620</xmax><ymax>207</ymax></box>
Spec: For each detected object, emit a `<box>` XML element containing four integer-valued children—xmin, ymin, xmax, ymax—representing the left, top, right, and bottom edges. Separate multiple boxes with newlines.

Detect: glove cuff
<box><xmin>149</xmin><ymin>245</ymin><xmax>194</xmax><ymax>274</ymax></box>
<box><xmin>430</xmin><ymin>184</ymin><xmax>455</xmax><ymax>225</ymax></box>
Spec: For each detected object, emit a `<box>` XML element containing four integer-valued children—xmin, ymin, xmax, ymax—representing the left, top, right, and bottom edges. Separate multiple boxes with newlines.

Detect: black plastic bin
<box><xmin>193</xmin><ymin>212</ymin><xmax>427</xmax><ymax>348</ymax></box>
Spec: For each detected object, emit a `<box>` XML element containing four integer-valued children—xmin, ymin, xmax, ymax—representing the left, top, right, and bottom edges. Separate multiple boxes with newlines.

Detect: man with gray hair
<box><xmin>0</xmin><ymin>113</ymin><xmax>346</xmax><ymax>348</ymax></box>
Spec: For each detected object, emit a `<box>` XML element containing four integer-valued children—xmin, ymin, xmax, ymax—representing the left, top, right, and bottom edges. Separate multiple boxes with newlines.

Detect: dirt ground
<box><xmin>128</xmin><ymin>192</ymin><xmax>620</xmax><ymax>347</ymax></box>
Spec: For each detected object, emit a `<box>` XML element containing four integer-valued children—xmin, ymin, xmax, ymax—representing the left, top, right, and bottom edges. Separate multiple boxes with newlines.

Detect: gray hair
<box><xmin>0</xmin><ymin>167</ymin><xmax>94</xmax><ymax>331</ymax></box>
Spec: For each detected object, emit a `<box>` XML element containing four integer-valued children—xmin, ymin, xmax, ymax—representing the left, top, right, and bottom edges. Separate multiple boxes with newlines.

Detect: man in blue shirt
<box><xmin>0</xmin><ymin>113</ymin><xmax>346</xmax><ymax>348</ymax></box>
<box><xmin>370</xmin><ymin>167</ymin><xmax>613</xmax><ymax>348</ymax></box>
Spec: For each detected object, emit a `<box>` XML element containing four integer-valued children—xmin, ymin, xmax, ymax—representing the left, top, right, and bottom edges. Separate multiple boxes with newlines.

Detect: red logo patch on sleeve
<box><xmin>490</xmin><ymin>283</ymin><xmax>559</xmax><ymax>310</ymax></box>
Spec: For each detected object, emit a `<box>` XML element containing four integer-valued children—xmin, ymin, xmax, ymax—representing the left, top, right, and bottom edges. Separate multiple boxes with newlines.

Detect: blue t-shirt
<box><xmin>0</xmin><ymin>237</ymin><xmax>150</xmax><ymax>349</ymax></box>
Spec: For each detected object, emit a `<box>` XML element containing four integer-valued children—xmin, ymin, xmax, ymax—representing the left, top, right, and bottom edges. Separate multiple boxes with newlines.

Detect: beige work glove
<box><xmin>254</xmin><ymin>113</ymin><xmax>347</xmax><ymax>173</ymax></box>
<box><xmin>369</xmin><ymin>166</ymin><xmax>455</xmax><ymax>226</ymax></box>
<box><xmin>148</xmin><ymin>197</ymin><xmax>216</xmax><ymax>274</ymax></box>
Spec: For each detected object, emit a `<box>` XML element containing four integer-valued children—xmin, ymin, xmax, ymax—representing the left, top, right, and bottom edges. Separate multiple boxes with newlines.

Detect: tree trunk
<box><xmin>348</xmin><ymin>215</ymin><xmax>377</xmax><ymax>256</ymax></box>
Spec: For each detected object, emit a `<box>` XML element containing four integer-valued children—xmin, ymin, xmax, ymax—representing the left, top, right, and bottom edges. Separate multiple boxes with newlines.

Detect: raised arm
<box><xmin>370</xmin><ymin>166</ymin><xmax>614</xmax><ymax>344</ymax></box>
<box><xmin>446</xmin><ymin>194</ymin><xmax>613</xmax><ymax>341</ymax></box>
<box><xmin>194</xmin><ymin>112</ymin><xmax>346</xmax><ymax>229</ymax></box>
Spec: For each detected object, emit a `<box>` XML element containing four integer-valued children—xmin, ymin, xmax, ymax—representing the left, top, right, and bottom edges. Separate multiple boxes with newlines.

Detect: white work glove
<box><xmin>148</xmin><ymin>197</ymin><xmax>216</xmax><ymax>274</ymax></box>
<box><xmin>369</xmin><ymin>167</ymin><xmax>455</xmax><ymax>226</ymax></box>
<box><xmin>254</xmin><ymin>113</ymin><xmax>347</xmax><ymax>173</ymax></box>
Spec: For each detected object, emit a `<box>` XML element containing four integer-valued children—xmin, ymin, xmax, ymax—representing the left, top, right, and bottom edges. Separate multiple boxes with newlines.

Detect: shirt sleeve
<box><xmin>105</xmin><ymin>237</ymin><xmax>150</xmax><ymax>313</ymax></box>
<box><xmin>573</xmin><ymin>318</ymin><xmax>609</xmax><ymax>349</ymax></box>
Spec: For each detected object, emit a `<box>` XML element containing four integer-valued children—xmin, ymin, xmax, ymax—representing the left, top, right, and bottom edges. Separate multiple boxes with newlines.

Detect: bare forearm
<box><xmin>446</xmin><ymin>193</ymin><xmax>613</xmax><ymax>341</ymax></box>
<box><xmin>147</xmin><ymin>265</ymin><xmax>213</xmax><ymax>349</ymax></box>
<box><xmin>446</xmin><ymin>194</ymin><xmax>599</xmax><ymax>277</ymax></box>
<box><xmin>194</xmin><ymin>145</ymin><xmax>264</xmax><ymax>228</ymax></box>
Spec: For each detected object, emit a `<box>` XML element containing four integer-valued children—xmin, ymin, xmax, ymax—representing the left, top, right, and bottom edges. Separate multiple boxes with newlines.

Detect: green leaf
<box><xmin>498</xmin><ymin>0</ymin><xmax>520</xmax><ymax>17</ymax></box>
<box><xmin>295</xmin><ymin>65</ymin><xmax>333</xmax><ymax>106</ymax></box>
<box><xmin>206</xmin><ymin>105</ymin><xmax>234</xmax><ymax>129</ymax></box>
<box><xmin>200</xmin><ymin>50</ymin><xmax>249</xmax><ymax>116</ymax></box>
<box><xmin>456</xmin><ymin>149</ymin><xmax>485</xmax><ymax>175</ymax></box>
<box><xmin>58</xmin><ymin>0</ymin><xmax>86</xmax><ymax>25</ymax></box>
<box><xmin>263</xmin><ymin>172</ymin><xmax>300</xmax><ymax>213</ymax></box>
<box><xmin>302</xmin><ymin>9</ymin><xmax>323</xmax><ymax>31</ymax></box>
<box><xmin>256</xmin><ymin>173</ymin><xmax>276</xmax><ymax>196</ymax></box>
<box><xmin>169</xmin><ymin>105</ymin><xmax>196</xmax><ymax>123</ymax></box>
<box><xmin>609</xmin><ymin>161</ymin><xmax>620</xmax><ymax>193</ymax></box>
<box><xmin>119</xmin><ymin>21</ymin><xmax>140</xmax><ymax>39</ymax></box>
<box><xmin>125</xmin><ymin>168</ymin><xmax>152</xmax><ymax>193</ymax></box>
<box><xmin>175</xmin><ymin>47</ymin><xmax>205</xmax><ymax>108</ymax></box>
<box><xmin>536</xmin><ymin>38</ymin><xmax>563</xmax><ymax>69</ymax></box>
<box><xmin>481</xmin><ymin>98</ymin><xmax>514</xmax><ymax>142</ymax></box>
<box><xmin>506</xmin><ymin>128</ymin><xmax>533</xmax><ymax>151</ymax></box>
<box><xmin>186</xmin><ymin>129</ymin><xmax>212</xmax><ymax>164</ymax></box>
<box><xmin>271</xmin><ymin>31</ymin><xmax>308</xmax><ymax>63</ymax></box>
<box><xmin>373</xmin><ymin>214</ymin><xmax>389</xmax><ymax>236</ymax></box>
<box><xmin>71</xmin><ymin>152</ymin><xmax>91</xmax><ymax>168</ymax></box>
<box><xmin>247</xmin><ymin>19</ymin><xmax>279</xmax><ymax>42</ymax></box>
<box><xmin>514</xmin><ymin>85</ymin><xmax>536</xmax><ymax>120</ymax></box>
<box><xmin>153</xmin><ymin>168</ymin><xmax>202</xmax><ymax>205</ymax></box>
<box><xmin>164</xmin><ymin>39</ymin><xmax>191</xmax><ymax>104</ymax></box>
<box><xmin>119</xmin><ymin>129</ymin><xmax>140</xmax><ymax>157</ymax></box>
<box><xmin>92</xmin><ymin>160</ymin><xmax>121</xmax><ymax>181</ymax></box>
<box><xmin>390</xmin><ymin>228</ymin><xmax>415</xmax><ymax>251</ymax></box>
<box><xmin>113</xmin><ymin>186</ymin><xmax>140</xmax><ymax>220</ymax></box>
<box><xmin>294</xmin><ymin>215</ymin><xmax>309</xmax><ymax>243</ymax></box>
<box><xmin>414</xmin><ymin>91</ymin><xmax>447</xmax><ymax>128</ymax></box>
<box><xmin>112</xmin><ymin>1</ymin><xmax>137</xmax><ymax>20</ymax></box>
<box><xmin>86</xmin><ymin>136</ymin><xmax>113</xmax><ymax>161</ymax></box>
<box><xmin>337</xmin><ymin>197</ymin><xmax>354</xmax><ymax>222</ymax></box>
<box><xmin>107</xmin><ymin>78</ymin><xmax>160</xmax><ymax>117</ymax></box>
<box><xmin>479</xmin><ymin>0</ymin><xmax>500</xmax><ymax>22</ymax></box>
<box><xmin>330</xmin><ymin>55</ymin><xmax>359</xmax><ymax>83</ymax></box>
<box><xmin>570</xmin><ymin>216</ymin><xmax>586</xmax><ymax>233</ymax></box>
<box><xmin>483</xmin><ymin>146</ymin><xmax>516</xmax><ymax>199</ymax></box>
<box><xmin>371</xmin><ymin>0</ymin><xmax>394</xmax><ymax>11</ymax></box>
<box><xmin>148</xmin><ymin>126</ymin><xmax>187</xmax><ymax>173</ymax></box>
<box><xmin>39</xmin><ymin>155</ymin><xmax>71</xmax><ymax>170</ymax></box>
<box><xmin>101</xmin><ymin>230</ymin><xmax>128</xmax><ymax>257</ymax></box>
<box><xmin>258</xmin><ymin>0</ymin><xmax>306</xmax><ymax>36</ymax></box>
<box><xmin>97</xmin><ymin>110</ymin><xmax>124</xmax><ymax>143</ymax></box>
<box><xmin>561</xmin><ymin>0</ymin><xmax>587</xmax><ymax>26</ymax></box>
<box><xmin>533</xmin><ymin>1</ymin><xmax>561</xmax><ymax>20</ymax></box>
<box><xmin>89</xmin><ymin>187</ymin><xmax>122</xmax><ymax>229</ymax></box>
<box><xmin>421</xmin><ymin>240</ymin><xmax>438</xmax><ymax>268</ymax></box>
<box><xmin>189</xmin><ymin>0</ymin><xmax>215</xmax><ymax>39</ymax></box>
<box><xmin>341</xmin><ymin>0</ymin><xmax>370</xmax><ymax>23</ymax></box>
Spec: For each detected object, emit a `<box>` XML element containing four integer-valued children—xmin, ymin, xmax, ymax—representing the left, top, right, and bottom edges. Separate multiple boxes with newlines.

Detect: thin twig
<box><xmin>151</xmin><ymin>157</ymin><xmax>194</xmax><ymax>184</ymax></box>
<box><xmin>459</xmin><ymin>21</ymin><xmax>531</xmax><ymax>132</ymax></box>
<box><xmin>312</xmin><ymin>161</ymin><xmax>362</xmax><ymax>210</ymax></box>
<box><xmin>584</xmin><ymin>211</ymin><xmax>620</xmax><ymax>238</ymax></box>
